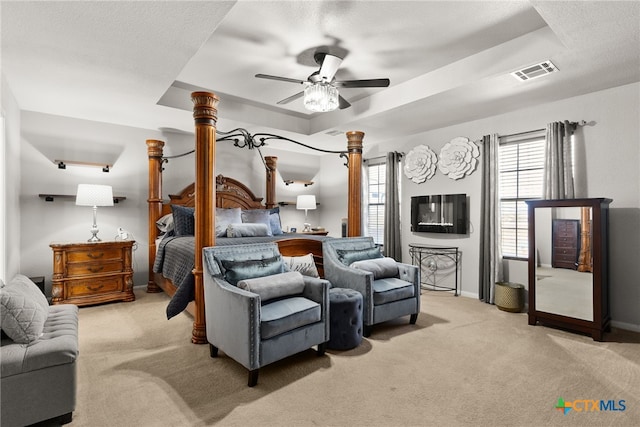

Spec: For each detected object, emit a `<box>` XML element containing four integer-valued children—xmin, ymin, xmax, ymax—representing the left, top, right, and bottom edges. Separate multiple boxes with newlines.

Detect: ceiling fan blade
<box><xmin>338</xmin><ymin>95</ymin><xmax>351</xmax><ymax>110</ymax></box>
<box><xmin>335</xmin><ymin>78</ymin><xmax>390</xmax><ymax>88</ymax></box>
<box><xmin>276</xmin><ymin>91</ymin><xmax>304</xmax><ymax>105</ymax></box>
<box><xmin>318</xmin><ymin>54</ymin><xmax>342</xmax><ymax>82</ymax></box>
<box><xmin>255</xmin><ymin>74</ymin><xmax>306</xmax><ymax>85</ymax></box>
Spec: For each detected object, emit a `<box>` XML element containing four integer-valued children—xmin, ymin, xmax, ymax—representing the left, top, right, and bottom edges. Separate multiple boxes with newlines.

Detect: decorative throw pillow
<box><xmin>10</xmin><ymin>274</ymin><xmax>49</xmax><ymax>311</ymax></box>
<box><xmin>269</xmin><ymin>207</ymin><xmax>283</xmax><ymax>235</ymax></box>
<box><xmin>336</xmin><ymin>246</ymin><xmax>383</xmax><ymax>266</ymax></box>
<box><xmin>241</xmin><ymin>209</ymin><xmax>273</xmax><ymax>236</ymax></box>
<box><xmin>350</xmin><ymin>257</ymin><xmax>399</xmax><ymax>279</ymax></box>
<box><xmin>237</xmin><ymin>271</ymin><xmax>306</xmax><ymax>302</ymax></box>
<box><xmin>156</xmin><ymin>213</ymin><xmax>175</xmax><ymax>234</ymax></box>
<box><xmin>215</xmin><ymin>207</ymin><xmax>242</xmax><ymax>237</ymax></box>
<box><xmin>0</xmin><ymin>276</ymin><xmax>48</xmax><ymax>344</ymax></box>
<box><xmin>171</xmin><ymin>205</ymin><xmax>195</xmax><ymax>236</ymax></box>
<box><xmin>283</xmin><ymin>253</ymin><xmax>320</xmax><ymax>278</ymax></box>
<box><xmin>222</xmin><ymin>255</ymin><xmax>285</xmax><ymax>286</ymax></box>
<box><xmin>226</xmin><ymin>223</ymin><xmax>271</xmax><ymax>238</ymax></box>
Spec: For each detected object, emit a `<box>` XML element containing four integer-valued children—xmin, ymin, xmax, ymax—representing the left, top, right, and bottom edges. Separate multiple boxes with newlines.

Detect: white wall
<box><xmin>13</xmin><ymin>81</ymin><xmax>640</xmax><ymax>330</ymax></box>
<box><xmin>1</xmin><ymin>74</ymin><xmax>21</xmax><ymax>281</ymax></box>
<box><xmin>331</xmin><ymin>82</ymin><xmax>639</xmax><ymax>330</ymax></box>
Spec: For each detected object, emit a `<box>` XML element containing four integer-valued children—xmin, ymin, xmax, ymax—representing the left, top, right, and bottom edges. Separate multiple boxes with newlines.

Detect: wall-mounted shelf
<box><xmin>55</xmin><ymin>159</ymin><xmax>112</xmax><ymax>172</ymax></box>
<box><xmin>277</xmin><ymin>201</ymin><xmax>320</xmax><ymax>207</ymax></box>
<box><xmin>39</xmin><ymin>194</ymin><xmax>126</xmax><ymax>203</ymax></box>
<box><xmin>283</xmin><ymin>179</ymin><xmax>314</xmax><ymax>187</ymax></box>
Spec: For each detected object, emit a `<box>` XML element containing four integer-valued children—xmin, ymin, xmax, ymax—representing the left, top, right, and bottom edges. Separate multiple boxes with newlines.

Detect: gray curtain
<box><xmin>384</xmin><ymin>152</ymin><xmax>402</xmax><ymax>261</ymax></box>
<box><xmin>479</xmin><ymin>134</ymin><xmax>503</xmax><ymax>304</ymax></box>
<box><xmin>544</xmin><ymin>121</ymin><xmax>575</xmax><ymax>199</ymax></box>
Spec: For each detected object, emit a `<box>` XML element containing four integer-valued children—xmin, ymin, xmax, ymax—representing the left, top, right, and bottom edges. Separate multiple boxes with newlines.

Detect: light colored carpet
<box><xmin>62</xmin><ymin>289</ymin><xmax>639</xmax><ymax>426</ymax></box>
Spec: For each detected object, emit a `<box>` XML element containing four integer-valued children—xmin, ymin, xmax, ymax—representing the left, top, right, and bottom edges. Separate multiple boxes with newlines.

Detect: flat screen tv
<box><xmin>411</xmin><ymin>194</ymin><xmax>467</xmax><ymax>234</ymax></box>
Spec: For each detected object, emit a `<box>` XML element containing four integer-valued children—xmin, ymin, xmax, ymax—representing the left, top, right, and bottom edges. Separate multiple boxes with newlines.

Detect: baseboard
<box><xmin>611</xmin><ymin>320</ymin><xmax>640</xmax><ymax>333</ymax></box>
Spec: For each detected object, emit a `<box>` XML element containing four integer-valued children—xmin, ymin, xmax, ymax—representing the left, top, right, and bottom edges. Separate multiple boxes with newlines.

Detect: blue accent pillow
<box><xmin>221</xmin><ymin>255</ymin><xmax>285</xmax><ymax>286</ymax></box>
<box><xmin>241</xmin><ymin>209</ymin><xmax>273</xmax><ymax>236</ymax></box>
<box><xmin>336</xmin><ymin>246</ymin><xmax>383</xmax><ymax>266</ymax></box>
<box><xmin>171</xmin><ymin>205</ymin><xmax>195</xmax><ymax>236</ymax></box>
<box><xmin>269</xmin><ymin>207</ymin><xmax>283</xmax><ymax>235</ymax></box>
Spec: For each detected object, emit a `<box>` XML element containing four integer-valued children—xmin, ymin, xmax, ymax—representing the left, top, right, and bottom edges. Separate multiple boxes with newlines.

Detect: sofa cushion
<box><xmin>336</xmin><ymin>246</ymin><xmax>383</xmax><ymax>266</ymax></box>
<box><xmin>283</xmin><ymin>253</ymin><xmax>320</xmax><ymax>278</ymax></box>
<box><xmin>372</xmin><ymin>277</ymin><xmax>416</xmax><ymax>305</ymax></box>
<box><xmin>0</xmin><ymin>276</ymin><xmax>49</xmax><ymax>344</ymax></box>
<box><xmin>1</xmin><ymin>304</ymin><xmax>79</xmax><ymax>378</ymax></box>
<box><xmin>350</xmin><ymin>257</ymin><xmax>399</xmax><ymax>279</ymax></box>
<box><xmin>237</xmin><ymin>271</ymin><xmax>306</xmax><ymax>302</ymax></box>
<box><xmin>260</xmin><ymin>297</ymin><xmax>321</xmax><ymax>340</ymax></box>
<box><xmin>221</xmin><ymin>255</ymin><xmax>285</xmax><ymax>286</ymax></box>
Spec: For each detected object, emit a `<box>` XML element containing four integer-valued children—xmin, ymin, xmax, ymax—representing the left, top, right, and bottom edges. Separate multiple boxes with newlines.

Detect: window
<box><xmin>498</xmin><ymin>132</ymin><xmax>545</xmax><ymax>259</ymax></box>
<box><xmin>366</xmin><ymin>161</ymin><xmax>386</xmax><ymax>245</ymax></box>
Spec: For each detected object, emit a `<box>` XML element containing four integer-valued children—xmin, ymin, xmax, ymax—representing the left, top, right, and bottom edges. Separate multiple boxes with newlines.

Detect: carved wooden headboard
<box><xmin>161</xmin><ymin>175</ymin><xmax>265</xmax><ymax>216</ymax></box>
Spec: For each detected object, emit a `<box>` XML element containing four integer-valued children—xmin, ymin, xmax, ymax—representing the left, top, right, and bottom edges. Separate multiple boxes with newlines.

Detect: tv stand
<box><xmin>408</xmin><ymin>243</ymin><xmax>460</xmax><ymax>296</ymax></box>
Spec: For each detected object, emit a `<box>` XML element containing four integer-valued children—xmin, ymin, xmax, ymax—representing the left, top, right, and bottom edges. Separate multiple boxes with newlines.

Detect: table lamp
<box><xmin>76</xmin><ymin>184</ymin><xmax>114</xmax><ymax>242</ymax></box>
<box><xmin>296</xmin><ymin>195</ymin><xmax>316</xmax><ymax>232</ymax></box>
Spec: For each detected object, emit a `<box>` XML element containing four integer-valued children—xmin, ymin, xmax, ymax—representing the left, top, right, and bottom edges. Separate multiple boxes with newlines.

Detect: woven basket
<box><xmin>495</xmin><ymin>282</ymin><xmax>525</xmax><ymax>313</ymax></box>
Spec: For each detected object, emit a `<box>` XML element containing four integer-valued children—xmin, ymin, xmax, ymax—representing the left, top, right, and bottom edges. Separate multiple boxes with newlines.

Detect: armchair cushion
<box><xmin>237</xmin><ymin>271</ymin><xmax>306</xmax><ymax>303</ymax></box>
<box><xmin>372</xmin><ymin>277</ymin><xmax>416</xmax><ymax>305</ymax></box>
<box><xmin>350</xmin><ymin>257</ymin><xmax>399</xmax><ymax>279</ymax></box>
<box><xmin>221</xmin><ymin>255</ymin><xmax>285</xmax><ymax>286</ymax></box>
<box><xmin>261</xmin><ymin>297</ymin><xmax>321</xmax><ymax>340</ymax></box>
<box><xmin>335</xmin><ymin>246</ymin><xmax>383</xmax><ymax>266</ymax></box>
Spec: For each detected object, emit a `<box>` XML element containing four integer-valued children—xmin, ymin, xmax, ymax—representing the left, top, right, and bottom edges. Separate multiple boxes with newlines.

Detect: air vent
<box><xmin>511</xmin><ymin>60</ymin><xmax>558</xmax><ymax>81</ymax></box>
<box><xmin>325</xmin><ymin>130</ymin><xmax>343</xmax><ymax>136</ymax></box>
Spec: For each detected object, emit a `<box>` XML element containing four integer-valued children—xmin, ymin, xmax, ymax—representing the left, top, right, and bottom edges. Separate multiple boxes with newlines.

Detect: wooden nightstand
<box><xmin>50</xmin><ymin>240</ymin><xmax>135</xmax><ymax>306</ymax></box>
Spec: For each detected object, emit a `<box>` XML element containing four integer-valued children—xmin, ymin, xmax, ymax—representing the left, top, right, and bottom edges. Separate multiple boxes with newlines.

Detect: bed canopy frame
<box><xmin>147</xmin><ymin>91</ymin><xmax>365</xmax><ymax>344</ymax></box>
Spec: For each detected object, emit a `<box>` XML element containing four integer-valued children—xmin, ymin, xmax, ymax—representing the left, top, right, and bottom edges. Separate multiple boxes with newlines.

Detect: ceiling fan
<box><xmin>255</xmin><ymin>50</ymin><xmax>390</xmax><ymax>112</ymax></box>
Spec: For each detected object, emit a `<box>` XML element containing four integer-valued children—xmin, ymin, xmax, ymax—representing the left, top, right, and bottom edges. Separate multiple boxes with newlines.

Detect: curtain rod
<box><xmin>502</xmin><ymin>120</ymin><xmax>587</xmax><ymax>139</ymax></box>
<box><xmin>364</xmin><ymin>152</ymin><xmax>404</xmax><ymax>162</ymax></box>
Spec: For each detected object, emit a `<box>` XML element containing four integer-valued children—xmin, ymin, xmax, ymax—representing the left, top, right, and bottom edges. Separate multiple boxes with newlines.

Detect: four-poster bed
<box><xmin>147</xmin><ymin>91</ymin><xmax>364</xmax><ymax>343</ymax></box>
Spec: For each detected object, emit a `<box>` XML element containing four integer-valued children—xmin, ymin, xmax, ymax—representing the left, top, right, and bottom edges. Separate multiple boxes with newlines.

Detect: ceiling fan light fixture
<box><xmin>304</xmin><ymin>82</ymin><xmax>339</xmax><ymax>112</ymax></box>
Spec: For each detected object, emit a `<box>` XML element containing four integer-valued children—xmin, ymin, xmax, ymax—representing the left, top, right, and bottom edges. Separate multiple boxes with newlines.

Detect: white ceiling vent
<box><xmin>511</xmin><ymin>61</ymin><xmax>558</xmax><ymax>81</ymax></box>
<box><xmin>325</xmin><ymin>130</ymin><xmax>344</xmax><ymax>137</ymax></box>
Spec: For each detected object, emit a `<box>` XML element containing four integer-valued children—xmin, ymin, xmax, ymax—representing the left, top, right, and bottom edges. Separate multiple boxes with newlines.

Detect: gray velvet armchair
<box><xmin>203</xmin><ymin>243</ymin><xmax>330</xmax><ymax>387</ymax></box>
<box><xmin>323</xmin><ymin>237</ymin><xmax>420</xmax><ymax>337</ymax></box>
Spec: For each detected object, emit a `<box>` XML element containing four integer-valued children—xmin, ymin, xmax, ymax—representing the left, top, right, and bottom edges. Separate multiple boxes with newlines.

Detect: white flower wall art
<box><xmin>438</xmin><ymin>136</ymin><xmax>480</xmax><ymax>180</ymax></box>
<box><xmin>404</xmin><ymin>144</ymin><xmax>438</xmax><ymax>184</ymax></box>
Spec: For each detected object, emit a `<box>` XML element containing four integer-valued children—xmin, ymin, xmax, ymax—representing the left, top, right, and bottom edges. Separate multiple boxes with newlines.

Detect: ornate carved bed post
<box><xmin>265</xmin><ymin>156</ymin><xmax>277</xmax><ymax>209</ymax></box>
<box><xmin>146</xmin><ymin>139</ymin><xmax>165</xmax><ymax>293</ymax></box>
<box><xmin>191</xmin><ymin>91</ymin><xmax>220</xmax><ymax>344</ymax></box>
<box><xmin>346</xmin><ymin>131</ymin><xmax>364</xmax><ymax>237</ymax></box>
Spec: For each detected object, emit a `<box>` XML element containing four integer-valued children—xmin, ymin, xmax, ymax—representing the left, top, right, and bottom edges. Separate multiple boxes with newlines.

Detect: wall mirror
<box><xmin>526</xmin><ymin>198</ymin><xmax>612</xmax><ymax>341</ymax></box>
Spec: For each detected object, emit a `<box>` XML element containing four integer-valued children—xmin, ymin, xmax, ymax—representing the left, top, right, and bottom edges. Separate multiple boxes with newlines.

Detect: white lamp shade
<box><xmin>76</xmin><ymin>184</ymin><xmax>114</xmax><ymax>207</ymax></box>
<box><xmin>296</xmin><ymin>195</ymin><xmax>317</xmax><ymax>210</ymax></box>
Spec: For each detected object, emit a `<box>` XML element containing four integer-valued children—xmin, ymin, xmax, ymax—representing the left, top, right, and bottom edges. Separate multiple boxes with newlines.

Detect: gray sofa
<box><xmin>1</xmin><ymin>275</ymin><xmax>79</xmax><ymax>427</ymax></box>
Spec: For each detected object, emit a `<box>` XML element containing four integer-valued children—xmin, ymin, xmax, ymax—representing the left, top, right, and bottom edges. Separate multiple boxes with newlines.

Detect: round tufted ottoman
<box><xmin>327</xmin><ymin>288</ymin><xmax>363</xmax><ymax>350</ymax></box>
